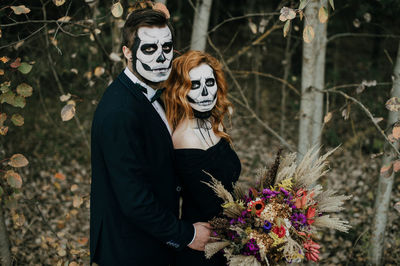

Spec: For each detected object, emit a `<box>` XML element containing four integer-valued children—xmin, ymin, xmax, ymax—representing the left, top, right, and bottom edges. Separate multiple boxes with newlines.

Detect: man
<box><xmin>90</xmin><ymin>6</ymin><xmax>210</xmax><ymax>265</ymax></box>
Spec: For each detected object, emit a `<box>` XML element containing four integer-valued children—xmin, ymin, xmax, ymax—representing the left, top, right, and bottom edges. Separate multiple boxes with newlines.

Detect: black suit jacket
<box><xmin>90</xmin><ymin>72</ymin><xmax>194</xmax><ymax>265</ymax></box>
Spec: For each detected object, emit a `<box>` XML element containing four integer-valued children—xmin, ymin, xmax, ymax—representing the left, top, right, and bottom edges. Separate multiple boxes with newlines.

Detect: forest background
<box><xmin>1</xmin><ymin>0</ymin><xmax>400</xmax><ymax>265</ymax></box>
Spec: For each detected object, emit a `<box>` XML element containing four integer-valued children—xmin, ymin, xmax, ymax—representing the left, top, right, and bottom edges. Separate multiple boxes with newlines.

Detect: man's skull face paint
<box><xmin>135</xmin><ymin>26</ymin><xmax>173</xmax><ymax>83</ymax></box>
<box><xmin>187</xmin><ymin>64</ymin><xmax>218</xmax><ymax>113</ymax></box>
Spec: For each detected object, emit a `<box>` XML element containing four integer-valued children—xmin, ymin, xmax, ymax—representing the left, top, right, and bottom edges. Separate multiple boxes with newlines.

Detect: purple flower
<box><xmin>263</xmin><ymin>220</ymin><xmax>272</xmax><ymax>232</ymax></box>
<box><xmin>280</xmin><ymin>187</ymin><xmax>289</xmax><ymax>196</ymax></box>
<box><xmin>242</xmin><ymin>238</ymin><xmax>260</xmax><ymax>256</ymax></box>
<box><xmin>237</xmin><ymin>217</ymin><xmax>245</xmax><ymax>224</ymax></box>
<box><xmin>290</xmin><ymin>212</ymin><xmax>307</xmax><ymax>229</ymax></box>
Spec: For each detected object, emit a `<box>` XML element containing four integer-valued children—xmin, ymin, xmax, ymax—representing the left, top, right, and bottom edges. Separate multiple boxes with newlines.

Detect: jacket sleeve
<box><xmin>98</xmin><ymin>110</ymin><xmax>194</xmax><ymax>250</ymax></box>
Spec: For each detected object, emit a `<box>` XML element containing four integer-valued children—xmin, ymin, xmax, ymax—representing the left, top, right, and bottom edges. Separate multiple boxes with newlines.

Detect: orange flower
<box><xmin>248</xmin><ymin>199</ymin><xmax>265</xmax><ymax>216</ymax></box>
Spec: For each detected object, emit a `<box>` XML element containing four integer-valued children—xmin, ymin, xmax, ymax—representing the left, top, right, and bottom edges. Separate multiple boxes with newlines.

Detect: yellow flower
<box><xmin>278</xmin><ymin>178</ymin><xmax>293</xmax><ymax>191</ymax></box>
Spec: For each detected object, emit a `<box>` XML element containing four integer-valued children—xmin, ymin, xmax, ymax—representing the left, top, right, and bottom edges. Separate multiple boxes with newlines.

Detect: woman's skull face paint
<box><xmin>187</xmin><ymin>64</ymin><xmax>217</xmax><ymax>113</ymax></box>
<box><xmin>135</xmin><ymin>26</ymin><xmax>173</xmax><ymax>83</ymax></box>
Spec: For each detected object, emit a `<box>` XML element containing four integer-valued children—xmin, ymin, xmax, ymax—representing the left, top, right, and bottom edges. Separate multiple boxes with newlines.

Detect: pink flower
<box><xmin>304</xmin><ymin>239</ymin><xmax>320</xmax><ymax>262</ymax></box>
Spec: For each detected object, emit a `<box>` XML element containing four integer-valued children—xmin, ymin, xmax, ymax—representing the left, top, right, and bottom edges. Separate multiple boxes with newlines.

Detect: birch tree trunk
<box><xmin>298</xmin><ymin>0</ymin><xmax>327</xmax><ymax>160</ymax></box>
<box><xmin>190</xmin><ymin>0</ymin><xmax>213</xmax><ymax>51</ymax></box>
<box><xmin>369</xmin><ymin>41</ymin><xmax>400</xmax><ymax>265</ymax></box>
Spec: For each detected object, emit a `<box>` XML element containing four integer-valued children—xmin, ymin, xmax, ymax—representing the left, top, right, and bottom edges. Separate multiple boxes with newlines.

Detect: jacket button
<box><xmin>176</xmin><ymin>186</ymin><xmax>181</xmax><ymax>192</ymax></box>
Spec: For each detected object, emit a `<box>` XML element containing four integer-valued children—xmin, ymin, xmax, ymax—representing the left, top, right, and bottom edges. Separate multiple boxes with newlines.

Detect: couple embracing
<box><xmin>90</xmin><ymin>3</ymin><xmax>241</xmax><ymax>266</ymax></box>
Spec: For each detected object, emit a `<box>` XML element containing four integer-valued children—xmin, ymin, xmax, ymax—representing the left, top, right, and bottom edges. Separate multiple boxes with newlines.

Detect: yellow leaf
<box><xmin>61</xmin><ymin>104</ymin><xmax>76</xmax><ymax>121</ymax></box>
<box><xmin>318</xmin><ymin>6</ymin><xmax>328</xmax><ymax>23</ymax></box>
<box><xmin>248</xmin><ymin>21</ymin><xmax>257</xmax><ymax>34</ymax></box>
<box><xmin>10</xmin><ymin>5</ymin><xmax>31</xmax><ymax>15</ymax></box>
<box><xmin>0</xmin><ymin>69</ymin><xmax>4</xmax><ymax>75</ymax></box>
<box><xmin>303</xmin><ymin>25</ymin><xmax>315</xmax><ymax>43</ymax></box>
<box><xmin>0</xmin><ymin>126</ymin><xmax>8</xmax><ymax>135</ymax></box>
<box><xmin>94</xmin><ymin>66</ymin><xmax>105</xmax><ymax>77</ymax></box>
<box><xmin>53</xmin><ymin>0</ymin><xmax>66</xmax><ymax>6</ymax></box>
<box><xmin>0</xmin><ymin>57</ymin><xmax>9</xmax><ymax>63</ymax></box>
<box><xmin>111</xmin><ymin>2</ymin><xmax>123</xmax><ymax>18</ymax></box>
<box><xmin>8</xmin><ymin>154</ymin><xmax>28</xmax><ymax>167</ymax></box>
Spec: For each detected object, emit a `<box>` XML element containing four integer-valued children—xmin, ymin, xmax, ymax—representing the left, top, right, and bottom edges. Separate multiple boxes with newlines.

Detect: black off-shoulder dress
<box><xmin>174</xmin><ymin>138</ymin><xmax>241</xmax><ymax>266</ymax></box>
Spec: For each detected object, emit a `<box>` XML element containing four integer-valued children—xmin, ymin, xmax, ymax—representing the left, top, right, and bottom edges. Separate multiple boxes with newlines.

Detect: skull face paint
<box><xmin>187</xmin><ymin>64</ymin><xmax>218</xmax><ymax>113</ymax></box>
<box><xmin>135</xmin><ymin>26</ymin><xmax>173</xmax><ymax>83</ymax></box>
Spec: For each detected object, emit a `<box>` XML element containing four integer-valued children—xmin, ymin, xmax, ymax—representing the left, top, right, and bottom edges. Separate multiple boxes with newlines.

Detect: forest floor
<box><xmin>4</xmin><ymin>113</ymin><xmax>400</xmax><ymax>265</ymax></box>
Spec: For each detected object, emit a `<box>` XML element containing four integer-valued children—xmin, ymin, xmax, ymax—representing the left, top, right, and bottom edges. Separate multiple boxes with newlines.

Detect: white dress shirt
<box><xmin>123</xmin><ymin>67</ymin><xmax>196</xmax><ymax>246</ymax></box>
<box><xmin>124</xmin><ymin>67</ymin><xmax>172</xmax><ymax>135</ymax></box>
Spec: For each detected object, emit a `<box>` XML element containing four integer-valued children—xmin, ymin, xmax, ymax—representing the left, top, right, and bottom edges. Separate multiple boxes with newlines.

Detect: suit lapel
<box><xmin>117</xmin><ymin>72</ymin><xmax>173</xmax><ymax>147</ymax></box>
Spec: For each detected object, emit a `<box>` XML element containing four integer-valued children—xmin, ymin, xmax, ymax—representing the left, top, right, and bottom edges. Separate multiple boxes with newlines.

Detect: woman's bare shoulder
<box><xmin>172</xmin><ymin>121</ymin><xmax>203</xmax><ymax>149</ymax></box>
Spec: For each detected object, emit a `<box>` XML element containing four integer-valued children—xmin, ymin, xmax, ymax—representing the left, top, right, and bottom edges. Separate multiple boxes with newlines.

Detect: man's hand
<box><xmin>188</xmin><ymin>222</ymin><xmax>212</xmax><ymax>251</ymax></box>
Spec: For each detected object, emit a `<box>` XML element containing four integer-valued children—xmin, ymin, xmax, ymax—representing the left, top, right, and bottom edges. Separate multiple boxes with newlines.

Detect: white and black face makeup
<box><xmin>135</xmin><ymin>26</ymin><xmax>173</xmax><ymax>83</ymax></box>
<box><xmin>187</xmin><ymin>64</ymin><xmax>218</xmax><ymax>113</ymax></box>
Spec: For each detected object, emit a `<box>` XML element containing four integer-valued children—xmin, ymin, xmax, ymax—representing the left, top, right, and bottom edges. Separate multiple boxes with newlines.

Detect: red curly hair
<box><xmin>163</xmin><ymin>50</ymin><xmax>233</xmax><ymax>142</ymax></box>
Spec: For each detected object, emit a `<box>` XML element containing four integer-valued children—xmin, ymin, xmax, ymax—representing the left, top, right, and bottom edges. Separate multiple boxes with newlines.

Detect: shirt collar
<box><xmin>124</xmin><ymin>67</ymin><xmax>157</xmax><ymax>100</ymax></box>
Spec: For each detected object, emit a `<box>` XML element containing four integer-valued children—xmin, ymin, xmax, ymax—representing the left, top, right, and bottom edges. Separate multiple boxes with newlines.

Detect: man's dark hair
<box><xmin>122</xmin><ymin>9</ymin><xmax>174</xmax><ymax>50</ymax></box>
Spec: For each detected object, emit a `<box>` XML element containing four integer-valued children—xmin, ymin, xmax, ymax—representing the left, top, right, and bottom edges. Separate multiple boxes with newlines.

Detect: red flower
<box><xmin>306</xmin><ymin>207</ymin><xmax>316</xmax><ymax>225</ymax></box>
<box><xmin>272</xmin><ymin>226</ymin><xmax>286</xmax><ymax>238</ymax></box>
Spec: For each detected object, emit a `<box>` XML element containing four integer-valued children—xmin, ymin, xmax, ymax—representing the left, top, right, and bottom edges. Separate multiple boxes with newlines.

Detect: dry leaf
<box><xmin>279</xmin><ymin>7</ymin><xmax>296</xmax><ymax>22</ymax></box>
<box><xmin>10</xmin><ymin>58</ymin><xmax>21</xmax><ymax>68</ymax></box>
<box><xmin>73</xmin><ymin>195</ymin><xmax>83</xmax><ymax>208</ymax></box>
<box><xmin>394</xmin><ymin>202</ymin><xmax>400</xmax><ymax>214</ymax></box>
<box><xmin>324</xmin><ymin>112</ymin><xmax>332</xmax><ymax>123</ymax></box>
<box><xmin>385</xmin><ymin>97</ymin><xmax>400</xmax><ymax>112</ymax></box>
<box><xmin>283</xmin><ymin>20</ymin><xmax>290</xmax><ymax>37</ymax></box>
<box><xmin>111</xmin><ymin>2</ymin><xmax>123</xmax><ymax>18</ymax></box>
<box><xmin>248</xmin><ymin>21</ymin><xmax>257</xmax><ymax>34</ymax></box>
<box><xmin>109</xmin><ymin>52</ymin><xmax>122</xmax><ymax>62</ymax></box>
<box><xmin>57</xmin><ymin>16</ymin><xmax>71</xmax><ymax>22</ymax></box>
<box><xmin>10</xmin><ymin>5</ymin><xmax>31</xmax><ymax>15</ymax></box>
<box><xmin>318</xmin><ymin>6</ymin><xmax>328</xmax><ymax>23</ymax></box>
<box><xmin>61</xmin><ymin>104</ymin><xmax>76</xmax><ymax>121</ymax></box>
<box><xmin>303</xmin><ymin>25</ymin><xmax>315</xmax><ymax>43</ymax></box>
<box><xmin>60</xmin><ymin>93</ymin><xmax>71</xmax><ymax>102</ymax></box>
<box><xmin>372</xmin><ymin>117</ymin><xmax>383</xmax><ymax>124</ymax></box>
<box><xmin>77</xmin><ymin>237</ymin><xmax>88</xmax><ymax>245</ymax></box>
<box><xmin>6</xmin><ymin>170</ymin><xmax>22</xmax><ymax>189</ymax></box>
<box><xmin>16</xmin><ymin>83</ymin><xmax>33</xmax><ymax>97</ymax></box>
<box><xmin>70</xmin><ymin>184</ymin><xmax>79</xmax><ymax>192</ymax></box>
<box><xmin>393</xmin><ymin>126</ymin><xmax>400</xmax><ymax>139</ymax></box>
<box><xmin>11</xmin><ymin>114</ymin><xmax>24</xmax><ymax>126</ymax></box>
<box><xmin>94</xmin><ymin>66</ymin><xmax>105</xmax><ymax>77</ymax></box>
<box><xmin>0</xmin><ymin>126</ymin><xmax>8</xmax><ymax>135</ymax></box>
<box><xmin>54</xmin><ymin>172</ymin><xmax>66</xmax><ymax>181</ymax></box>
<box><xmin>0</xmin><ymin>57</ymin><xmax>9</xmax><ymax>63</ymax></box>
<box><xmin>53</xmin><ymin>0</ymin><xmax>66</xmax><ymax>6</ymax></box>
<box><xmin>393</xmin><ymin>160</ymin><xmax>400</xmax><ymax>173</ymax></box>
<box><xmin>9</xmin><ymin>154</ymin><xmax>28</xmax><ymax>167</ymax></box>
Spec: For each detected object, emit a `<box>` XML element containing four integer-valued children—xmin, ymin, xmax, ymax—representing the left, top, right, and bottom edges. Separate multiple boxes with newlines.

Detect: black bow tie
<box><xmin>150</xmin><ymin>88</ymin><xmax>165</xmax><ymax>103</ymax></box>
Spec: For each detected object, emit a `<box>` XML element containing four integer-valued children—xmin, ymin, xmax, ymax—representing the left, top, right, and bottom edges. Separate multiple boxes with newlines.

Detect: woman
<box><xmin>164</xmin><ymin>50</ymin><xmax>241</xmax><ymax>265</ymax></box>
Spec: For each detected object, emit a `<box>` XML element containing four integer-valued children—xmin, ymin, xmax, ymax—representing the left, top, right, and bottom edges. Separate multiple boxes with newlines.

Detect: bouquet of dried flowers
<box><xmin>204</xmin><ymin>148</ymin><xmax>351</xmax><ymax>265</ymax></box>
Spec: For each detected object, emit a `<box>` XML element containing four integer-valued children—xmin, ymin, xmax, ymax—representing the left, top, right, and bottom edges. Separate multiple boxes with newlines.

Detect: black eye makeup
<box><xmin>191</xmin><ymin>80</ymin><xmax>201</xmax><ymax>90</ymax></box>
<box><xmin>140</xmin><ymin>44</ymin><xmax>158</xmax><ymax>54</ymax></box>
<box><xmin>162</xmin><ymin>42</ymin><xmax>173</xmax><ymax>53</ymax></box>
<box><xmin>205</xmin><ymin>78</ymin><xmax>215</xmax><ymax>86</ymax></box>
